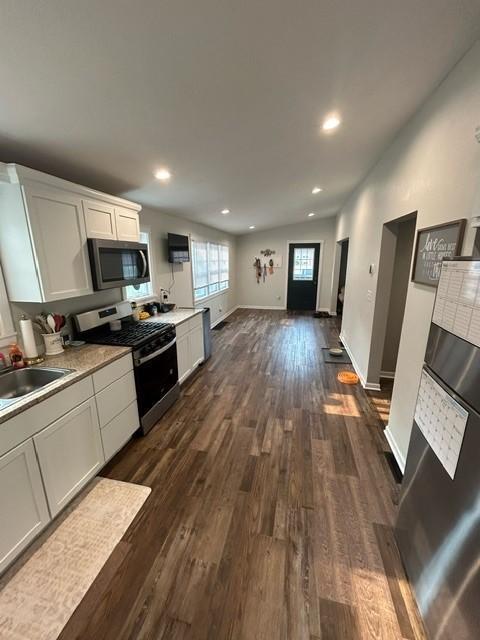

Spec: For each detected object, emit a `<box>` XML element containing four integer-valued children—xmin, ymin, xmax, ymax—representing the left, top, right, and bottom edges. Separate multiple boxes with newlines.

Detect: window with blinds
<box><xmin>192</xmin><ymin>240</ymin><xmax>229</xmax><ymax>301</ymax></box>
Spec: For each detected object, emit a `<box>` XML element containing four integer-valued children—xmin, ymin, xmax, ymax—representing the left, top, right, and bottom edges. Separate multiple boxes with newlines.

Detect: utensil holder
<box><xmin>42</xmin><ymin>332</ymin><xmax>64</xmax><ymax>356</ymax></box>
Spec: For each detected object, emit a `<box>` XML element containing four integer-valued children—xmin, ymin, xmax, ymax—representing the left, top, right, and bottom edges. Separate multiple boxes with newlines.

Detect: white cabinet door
<box><xmin>83</xmin><ymin>199</ymin><xmax>117</xmax><ymax>239</ymax></box>
<box><xmin>115</xmin><ymin>206</ymin><xmax>140</xmax><ymax>242</ymax></box>
<box><xmin>33</xmin><ymin>398</ymin><xmax>104</xmax><ymax>517</ymax></box>
<box><xmin>176</xmin><ymin>332</ymin><xmax>192</xmax><ymax>384</ymax></box>
<box><xmin>23</xmin><ymin>184</ymin><xmax>93</xmax><ymax>301</ymax></box>
<box><xmin>190</xmin><ymin>324</ymin><xmax>205</xmax><ymax>369</ymax></box>
<box><xmin>0</xmin><ymin>440</ymin><xmax>50</xmax><ymax>573</ymax></box>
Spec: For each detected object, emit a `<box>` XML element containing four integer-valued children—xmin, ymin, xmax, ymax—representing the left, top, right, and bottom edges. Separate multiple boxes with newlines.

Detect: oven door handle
<box><xmin>139</xmin><ymin>250</ymin><xmax>148</xmax><ymax>278</ymax></box>
<box><xmin>135</xmin><ymin>337</ymin><xmax>176</xmax><ymax>366</ymax></box>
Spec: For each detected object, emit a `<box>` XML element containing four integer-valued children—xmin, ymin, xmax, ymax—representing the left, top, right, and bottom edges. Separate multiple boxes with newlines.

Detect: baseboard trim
<box><xmin>237</xmin><ymin>305</ymin><xmax>337</xmax><ymax>314</ymax></box>
<box><xmin>380</xmin><ymin>370</ymin><xmax>396</xmax><ymax>380</ymax></box>
<box><xmin>237</xmin><ymin>305</ymin><xmax>286</xmax><ymax>310</ymax></box>
<box><xmin>210</xmin><ymin>305</ymin><xmax>239</xmax><ymax>328</ymax></box>
<box><xmin>339</xmin><ymin>332</ymin><xmax>381</xmax><ymax>391</ymax></box>
<box><xmin>384</xmin><ymin>425</ymin><xmax>406</xmax><ymax>474</ymax></box>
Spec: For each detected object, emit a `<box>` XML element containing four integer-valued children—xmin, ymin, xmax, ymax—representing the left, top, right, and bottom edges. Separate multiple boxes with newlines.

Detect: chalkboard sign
<box><xmin>411</xmin><ymin>219</ymin><xmax>466</xmax><ymax>286</ymax></box>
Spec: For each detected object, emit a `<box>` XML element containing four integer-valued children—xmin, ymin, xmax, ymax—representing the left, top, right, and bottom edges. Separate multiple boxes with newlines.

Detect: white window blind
<box><xmin>192</xmin><ymin>240</ymin><xmax>229</xmax><ymax>301</ymax></box>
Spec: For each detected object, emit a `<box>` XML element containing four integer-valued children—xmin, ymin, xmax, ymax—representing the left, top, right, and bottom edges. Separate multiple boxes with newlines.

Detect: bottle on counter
<box><xmin>9</xmin><ymin>343</ymin><xmax>25</xmax><ymax>369</ymax></box>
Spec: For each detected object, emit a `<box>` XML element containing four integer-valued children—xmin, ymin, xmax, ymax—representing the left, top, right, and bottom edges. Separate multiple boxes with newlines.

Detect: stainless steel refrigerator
<box><xmin>396</xmin><ymin>257</ymin><xmax>480</xmax><ymax>640</ymax></box>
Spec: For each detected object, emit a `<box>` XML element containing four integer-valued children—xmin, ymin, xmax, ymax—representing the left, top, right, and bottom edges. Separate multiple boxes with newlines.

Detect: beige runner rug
<box><xmin>0</xmin><ymin>477</ymin><xmax>151</xmax><ymax>640</ymax></box>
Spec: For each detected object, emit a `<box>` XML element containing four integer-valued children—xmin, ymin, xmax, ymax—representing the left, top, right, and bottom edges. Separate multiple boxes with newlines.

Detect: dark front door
<box><xmin>287</xmin><ymin>243</ymin><xmax>320</xmax><ymax>310</ymax></box>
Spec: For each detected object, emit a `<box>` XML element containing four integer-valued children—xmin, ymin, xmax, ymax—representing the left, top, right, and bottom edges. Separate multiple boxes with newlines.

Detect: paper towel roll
<box><xmin>19</xmin><ymin>316</ymin><xmax>39</xmax><ymax>359</ymax></box>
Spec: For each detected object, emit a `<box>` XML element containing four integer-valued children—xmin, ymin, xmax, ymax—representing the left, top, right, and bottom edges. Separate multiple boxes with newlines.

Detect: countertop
<box><xmin>0</xmin><ymin>343</ymin><xmax>131</xmax><ymax>424</ymax></box>
<box><xmin>146</xmin><ymin>307</ymin><xmax>204</xmax><ymax>327</ymax></box>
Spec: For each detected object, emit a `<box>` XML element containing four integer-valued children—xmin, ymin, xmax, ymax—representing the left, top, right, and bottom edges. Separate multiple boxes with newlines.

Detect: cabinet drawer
<box><xmin>92</xmin><ymin>353</ymin><xmax>133</xmax><ymax>393</ymax></box>
<box><xmin>176</xmin><ymin>320</ymin><xmax>190</xmax><ymax>338</ymax></box>
<box><xmin>188</xmin><ymin>313</ymin><xmax>203</xmax><ymax>332</ymax></box>
<box><xmin>96</xmin><ymin>370</ymin><xmax>137</xmax><ymax>428</ymax></box>
<box><xmin>101</xmin><ymin>401</ymin><xmax>139</xmax><ymax>461</ymax></box>
<box><xmin>0</xmin><ymin>376</ymin><xmax>94</xmax><ymax>458</ymax></box>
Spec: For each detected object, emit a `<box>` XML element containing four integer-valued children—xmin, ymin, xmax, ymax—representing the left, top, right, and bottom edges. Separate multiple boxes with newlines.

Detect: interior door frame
<box><xmin>284</xmin><ymin>240</ymin><xmax>324</xmax><ymax>311</ymax></box>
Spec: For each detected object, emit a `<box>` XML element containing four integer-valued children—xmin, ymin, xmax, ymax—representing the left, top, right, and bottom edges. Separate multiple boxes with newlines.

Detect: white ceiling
<box><xmin>1</xmin><ymin>1</ymin><xmax>479</xmax><ymax>234</ymax></box>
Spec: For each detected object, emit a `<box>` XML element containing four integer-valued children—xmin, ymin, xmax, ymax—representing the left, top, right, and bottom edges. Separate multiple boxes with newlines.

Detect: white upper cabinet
<box><xmin>23</xmin><ymin>184</ymin><xmax>93</xmax><ymax>301</ymax></box>
<box><xmin>83</xmin><ymin>199</ymin><xmax>117</xmax><ymax>240</ymax></box>
<box><xmin>0</xmin><ymin>163</ymin><xmax>141</xmax><ymax>302</ymax></box>
<box><xmin>115</xmin><ymin>206</ymin><xmax>140</xmax><ymax>242</ymax></box>
<box><xmin>83</xmin><ymin>200</ymin><xmax>140</xmax><ymax>242</ymax></box>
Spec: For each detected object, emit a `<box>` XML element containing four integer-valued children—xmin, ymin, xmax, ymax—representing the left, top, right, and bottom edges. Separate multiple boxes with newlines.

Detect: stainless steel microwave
<box><xmin>87</xmin><ymin>239</ymin><xmax>150</xmax><ymax>291</ymax></box>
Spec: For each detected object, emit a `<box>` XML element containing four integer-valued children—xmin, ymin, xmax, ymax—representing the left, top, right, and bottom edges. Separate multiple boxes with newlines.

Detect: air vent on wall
<box><xmin>475</xmin><ymin>126</ymin><xmax>480</xmax><ymax>144</ymax></box>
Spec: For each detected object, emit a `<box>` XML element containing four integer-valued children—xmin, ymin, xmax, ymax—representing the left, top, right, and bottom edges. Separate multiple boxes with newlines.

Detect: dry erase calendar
<box><xmin>432</xmin><ymin>260</ymin><xmax>480</xmax><ymax>347</ymax></box>
<box><xmin>415</xmin><ymin>370</ymin><xmax>468</xmax><ymax>479</ymax></box>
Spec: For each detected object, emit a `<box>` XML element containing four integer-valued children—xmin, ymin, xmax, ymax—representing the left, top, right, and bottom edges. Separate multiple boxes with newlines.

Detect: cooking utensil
<box><xmin>47</xmin><ymin>314</ymin><xmax>56</xmax><ymax>333</ymax></box>
<box><xmin>54</xmin><ymin>313</ymin><xmax>65</xmax><ymax>332</ymax></box>
<box><xmin>35</xmin><ymin>314</ymin><xmax>51</xmax><ymax>333</ymax></box>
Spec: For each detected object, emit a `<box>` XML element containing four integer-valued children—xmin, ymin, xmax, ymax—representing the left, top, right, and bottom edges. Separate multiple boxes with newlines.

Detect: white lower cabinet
<box><xmin>101</xmin><ymin>401</ymin><xmax>140</xmax><ymax>461</ymax></box>
<box><xmin>33</xmin><ymin>397</ymin><xmax>104</xmax><ymax>517</ymax></box>
<box><xmin>190</xmin><ymin>322</ymin><xmax>205</xmax><ymax>369</ymax></box>
<box><xmin>0</xmin><ymin>355</ymin><xmax>140</xmax><ymax>573</ymax></box>
<box><xmin>176</xmin><ymin>315</ymin><xmax>205</xmax><ymax>384</ymax></box>
<box><xmin>177</xmin><ymin>332</ymin><xmax>192</xmax><ymax>383</ymax></box>
<box><xmin>0</xmin><ymin>440</ymin><xmax>50</xmax><ymax>574</ymax></box>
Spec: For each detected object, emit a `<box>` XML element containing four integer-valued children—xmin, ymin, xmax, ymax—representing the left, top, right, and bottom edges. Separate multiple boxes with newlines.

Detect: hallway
<box><xmin>60</xmin><ymin>310</ymin><xmax>425</xmax><ymax>639</ymax></box>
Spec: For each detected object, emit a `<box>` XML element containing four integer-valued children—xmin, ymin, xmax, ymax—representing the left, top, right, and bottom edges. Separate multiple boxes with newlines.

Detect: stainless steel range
<box><xmin>74</xmin><ymin>301</ymin><xmax>179</xmax><ymax>434</ymax></box>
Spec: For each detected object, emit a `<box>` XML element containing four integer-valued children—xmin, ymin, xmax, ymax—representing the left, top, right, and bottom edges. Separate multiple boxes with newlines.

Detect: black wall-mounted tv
<box><xmin>168</xmin><ymin>233</ymin><xmax>190</xmax><ymax>263</ymax></box>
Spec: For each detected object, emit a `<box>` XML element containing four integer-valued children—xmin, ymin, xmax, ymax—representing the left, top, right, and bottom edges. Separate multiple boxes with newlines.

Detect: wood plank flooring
<box><xmin>60</xmin><ymin>310</ymin><xmax>426</xmax><ymax>640</ymax></box>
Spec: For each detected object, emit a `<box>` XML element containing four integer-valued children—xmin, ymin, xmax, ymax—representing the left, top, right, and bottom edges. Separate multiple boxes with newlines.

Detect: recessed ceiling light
<box><xmin>221</xmin><ymin>209</ymin><xmax>230</xmax><ymax>215</ymax></box>
<box><xmin>154</xmin><ymin>168</ymin><xmax>172</xmax><ymax>181</ymax></box>
<box><xmin>249</xmin><ymin>225</ymin><xmax>255</xmax><ymax>229</ymax></box>
<box><xmin>312</xmin><ymin>186</ymin><xmax>323</xmax><ymax>194</ymax></box>
<box><xmin>308</xmin><ymin>212</ymin><xmax>315</xmax><ymax>217</ymax></box>
<box><xmin>322</xmin><ymin>114</ymin><xmax>341</xmax><ymax>131</ymax></box>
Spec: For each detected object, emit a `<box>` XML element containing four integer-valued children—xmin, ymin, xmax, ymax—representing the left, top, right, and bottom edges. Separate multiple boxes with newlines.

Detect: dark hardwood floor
<box><xmin>60</xmin><ymin>309</ymin><xmax>425</xmax><ymax>640</ymax></box>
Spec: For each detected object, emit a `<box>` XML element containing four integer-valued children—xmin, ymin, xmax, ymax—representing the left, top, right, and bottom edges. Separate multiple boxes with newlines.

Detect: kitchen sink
<box><xmin>0</xmin><ymin>367</ymin><xmax>75</xmax><ymax>409</ymax></box>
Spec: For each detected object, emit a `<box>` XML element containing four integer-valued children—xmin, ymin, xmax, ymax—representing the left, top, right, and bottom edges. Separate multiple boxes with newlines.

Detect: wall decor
<box><xmin>260</xmin><ymin>248</ymin><xmax>276</xmax><ymax>257</ymax></box>
<box><xmin>411</xmin><ymin>219</ymin><xmax>466</xmax><ymax>286</ymax></box>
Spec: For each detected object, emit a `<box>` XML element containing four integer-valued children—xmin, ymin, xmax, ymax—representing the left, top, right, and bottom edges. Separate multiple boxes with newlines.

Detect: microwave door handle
<box><xmin>139</xmin><ymin>250</ymin><xmax>147</xmax><ymax>277</ymax></box>
<box><xmin>136</xmin><ymin>337</ymin><xmax>176</xmax><ymax>366</ymax></box>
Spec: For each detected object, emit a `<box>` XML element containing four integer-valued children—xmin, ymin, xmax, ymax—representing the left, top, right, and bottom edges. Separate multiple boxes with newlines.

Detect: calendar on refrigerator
<box><xmin>414</xmin><ymin>369</ymin><xmax>468</xmax><ymax>479</ymax></box>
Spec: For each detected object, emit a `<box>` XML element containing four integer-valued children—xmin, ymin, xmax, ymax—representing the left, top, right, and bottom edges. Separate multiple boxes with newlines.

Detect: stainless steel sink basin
<box><xmin>0</xmin><ymin>367</ymin><xmax>74</xmax><ymax>409</ymax></box>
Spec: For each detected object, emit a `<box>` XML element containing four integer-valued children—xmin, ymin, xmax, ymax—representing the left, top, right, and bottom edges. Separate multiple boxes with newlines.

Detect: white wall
<box><xmin>236</xmin><ymin>216</ymin><xmax>337</xmax><ymax>310</ymax></box>
<box><xmin>139</xmin><ymin>207</ymin><xmax>237</xmax><ymax>325</ymax></box>
<box><xmin>10</xmin><ymin>207</ymin><xmax>237</xmax><ymax>339</ymax></box>
<box><xmin>336</xmin><ymin>41</ymin><xmax>480</xmax><ymax>469</ymax></box>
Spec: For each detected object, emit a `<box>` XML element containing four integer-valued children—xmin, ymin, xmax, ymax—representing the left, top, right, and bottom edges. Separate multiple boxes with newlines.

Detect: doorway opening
<box><xmin>337</xmin><ymin>239</ymin><xmax>349</xmax><ymax>315</ymax></box>
<box><xmin>286</xmin><ymin>242</ymin><xmax>321</xmax><ymax>310</ymax></box>
<box><xmin>368</xmin><ymin>212</ymin><xmax>417</xmax><ymax>389</ymax></box>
